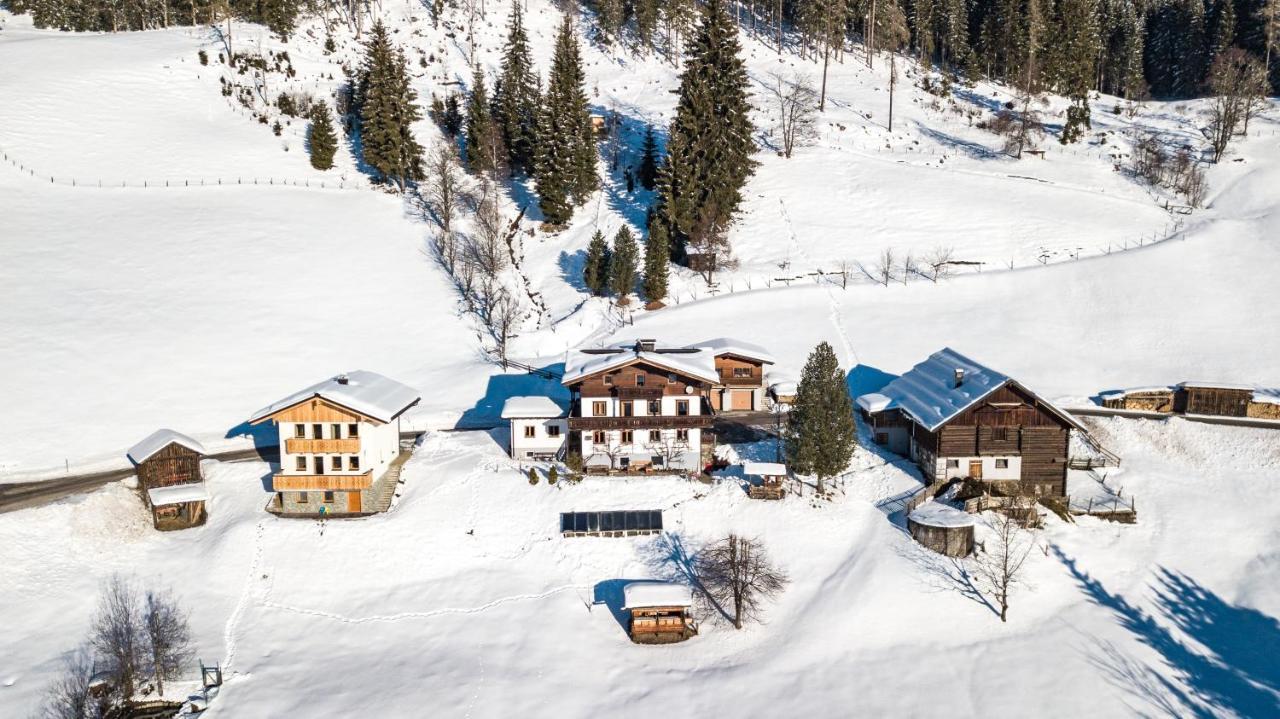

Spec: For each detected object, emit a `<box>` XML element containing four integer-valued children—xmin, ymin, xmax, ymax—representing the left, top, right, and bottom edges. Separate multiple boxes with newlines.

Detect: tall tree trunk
<box><xmin>819</xmin><ymin>44</ymin><xmax>830</xmax><ymax>111</ymax></box>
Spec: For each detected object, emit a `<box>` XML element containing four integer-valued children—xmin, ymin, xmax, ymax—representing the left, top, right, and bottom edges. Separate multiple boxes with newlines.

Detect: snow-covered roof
<box><xmin>855</xmin><ymin>392</ymin><xmax>893</xmax><ymax>413</ymax></box>
<box><xmin>1100</xmin><ymin>385</ymin><xmax>1175</xmax><ymax>399</ymax></box>
<box><xmin>908</xmin><ymin>501</ymin><xmax>976</xmax><ymax>528</ymax></box>
<box><xmin>622</xmin><ymin>581</ymin><xmax>694</xmax><ymax>609</ymax></box>
<box><xmin>562</xmin><ymin>347</ymin><xmax>719</xmax><ymax>385</ymax></box>
<box><xmin>743</xmin><ymin>462</ymin><xmax>787</xmax><ymax>476</ymax></box>
<box><xmin>127</xmin><ymin>429</ymin><xmax>206</xmax><ymax>464</ymax></box>
<box><xmin>1252</xmin><ymin>389</ymin><xmax>1280</xmax><ymax>405</ymax></box>
<box><xmin>501</xmin><ymin>396</ymin><xmax>568</xmax><ymax>419</ymax></box>
<box><xmin>858</xmin><ymin>348</ymin><xmax>1084</xmax><ymax>432</ymax></box>
<box><xmin>249</xmin><ymin>370</ymin><xmax>420</xmax><ymax>425</ymax></box>
<box><xmin>147</xmin><ymin>482</ymin><xmax>210</xmax><ymax>506</ymax></box>
<box><xmin>769</xmin><ymin>380</ymin><xmax>798</xmax><ymax>395</ymax></box>
<box><xmin>689</xmin><ymin>337</ymin><xmax>776</xmax><ymax>364</ymax></box>
<box><xmin>1177</xmin><ymin>381</ymin><xmax>1258</xmax><ymax>391</ymax></box>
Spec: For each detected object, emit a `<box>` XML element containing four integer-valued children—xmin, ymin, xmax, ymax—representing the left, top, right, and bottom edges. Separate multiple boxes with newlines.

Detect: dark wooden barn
<box><xmin>1175</xmin><ymin>382</ymin><xmax>1253</xmax><ymax>417</ymax></box>
<box><xmin>127</xmin><ymin>430</ymin><xmax>209</xmax><ymax>531</ymax></box>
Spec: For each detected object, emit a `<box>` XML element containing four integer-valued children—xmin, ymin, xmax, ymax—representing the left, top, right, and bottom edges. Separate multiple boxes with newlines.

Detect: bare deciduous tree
<box><xmin>39</xmin><ymin>645</ymin><xmax>111</xmax><ymax>719</ymax></box>
<box><xmin>695</xmin><ymin>533</ymin><xmax>789</xmax><ymax>629</ymax></box>
<box><xmin>989</xmin><ymin>91</ymin><xmax>1047</xmax><ymax>159</ymax></box>
<box><xmin>425</xmin><ymin>143</ymin><xmax>464</xmax><ymax>269</ymax></box>
<box><xmin>1206</xmin><ymin>48</ymin><xmax>1267</xmax><ymax>163</ymax></box>
<box><xmin>143</xmin><ymin>589</ymin><xmax>193</xmax><ymax>696</ymax></box>
<box><xmin>483</xmin><ymin>286</ymin><xmax>524</xmax><ymax>362</ymax></box>
<box><xmin>875</xmin><ymin>247</ymin><xmax>897</xmax><ymax>286</ymax></box>
<box><xmin>91</xmin><ymin>575</ymin><xmax>145</xmax><ymax>699</ymax></box>
<box><xmin>923</xmin><ymin>246</ymin><xmax>955</xmax><ymax>282</ymax></box>
<box><xmin>1169</xmin><ymin>148</ymin><xmax>1208</xmax><ymax>208</ymax></box>
<box><xmin>767</xmin><ymin>72</ymin><xmax>818</xmax><ymax>158</ymax></box>
<box><xmin>973</xmin><ymin>512</ymin><xmax>1035</xmax><ymax>622</ymax></box>
<box><xmin>901</xmin><ymin>251</ymin><xmax>918</xmax><ymax>285</ymax></box>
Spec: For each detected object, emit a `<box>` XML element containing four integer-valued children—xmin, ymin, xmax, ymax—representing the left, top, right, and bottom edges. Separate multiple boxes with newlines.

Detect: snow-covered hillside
<box><xmin>2</xmin><ymin>2</ymin><xmax>1279</xmax><ymax>716</ymax></box>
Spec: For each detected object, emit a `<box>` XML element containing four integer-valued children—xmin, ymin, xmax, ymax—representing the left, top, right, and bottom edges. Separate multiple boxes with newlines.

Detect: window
<box><xmin>312</xmin><ymin>424</ymin><xmax>323</xmax><ymax>439</ymax></box>
<box><xmin>649</xmin><ymin>430</ymin><xmax>662</xmax><ymax>443</ymax></box>
<box><xmin>603</xmin><ymin>374</ymin><xmax>614</xmax><ymax>386</ymax></box>
<box><xmin>548</xmin><ymin>425</ymin><xmax>561</xmax><ymax>437</ymax></box>
<box><xmin>648</xmin><ymin>400</ymin><xmax>661</xmax><ymax>415</ymax></box>
<box><xmin>297</xmin><ymin>492</ymin><xmax>308</xmax><ymax>504</ymax></box>
<box><xmin>676</xmin><ymin>400</ymin><xmax>690</xmax><ymax>416</ymax></box>
<box><xmin>733</xmin><ymin>367</ymin><xmax>752</xmax><ymax>378</ymax></box>
<box><xmin>621</xmin><ymin>430</ymin><xmax>634</xmax><ymax>444</ymax></box>
<box><xmin>992</xmin><ymin>428</ymin><xmax>1009</xmax><ymax>441</ymax></box>
<box><xmin>995</xmin><ymin>459</ymin><xmax>1009</xmax><ymax>469</ymax></box>
<box><xmin>524</xmin><ymin>425</ymin><xmax>536</xmax><ymax>438</ymax></box>
<box><xmin>676</xmin><ymin>428</ymin><xmax>689</xmax><ymax>442</ymax></box>
<box><xmin>946</xmin><ymin>459</ymin><xmax>960</xmax><ymax>469</ymax></box>
<box><xmin>592</xmin><ymin>430</ymin><xmax>606</xmax><ymax>444</ymax></box>
<box><xmin>652</xmin><ymin>455</ymin><xmax>665</xmax><ymax>466</ymax></box>
<box><xmin>330</xmin><ymin>456</ymin><xmax>342</xmax><ymax>471</ymax></box>
<box><xmin>331</xmin><ymin>423</ymin><xmax>342</xmax><ymax>439</ymax></box>
<box><xmin>323</xmin><ymin>491</ymin><xmax>335</xmax><ymax>503</ymax></box>
<box><xmin>622</xmin><ymin>401</ymin><xmax>635</xmax><ymax>417</ymax></box>
<box><xmin>636</xmin><ymin>372</ymin><xmax>646</xmax><ymax>386</ymax></box>
<box><xmin>314</xmin><ymin>456</ymin><xmax>326</xmax><ymax>474</ymax></box>
<box><xmin>593</xmin><ymin>401</ymin><xmax>608</xmax><ymax>417</ymax></box>
<box><xmin>293</xmin><ymin>424</ymin><xmax>306</xmax><ymax>439</ymax></box>
<box><xmin>348</xmin><ymin>456</ymin><xmax>360</xmax><ymax>471</ymax></box>
<box><xmin>348</xmin><ymin>423</ymin><xmax>359</xmax><ymax>437</ymax></box>
<box><xmin>295</xmin><ymin>456</ymin><xmax>307</xmax><ymax>471</ymax></box>
<box><xmin>668</xmin><ymin>373</ymin><xmax>677</xmax><ymax>384</ymax></box>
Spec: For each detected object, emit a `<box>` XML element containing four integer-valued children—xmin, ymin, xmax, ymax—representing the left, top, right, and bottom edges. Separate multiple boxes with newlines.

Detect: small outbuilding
<box><xmin>907</xmin><ymin>501</ymin><xmax>976</xmax><ymax>558</ymax></box>
<box><xmin>622</xmin><ymin>582</ymin><xmax>698</xmax><ymax>644</ymax></box>
<box><xmin>501</xmin><ymin>396</ymin><xmax>568</xmax><ymax>461</ymax></box>
<box><xmin>1175</xmin><ymin>382</ymin><xmax>1253</xmax><ymax>417</ymax></box>
<box><xmin>127</xmin><ymin>429</ymin><xmax>209</xmax><ymax>531</ymax></box>
<box><xmin>744</xmin><ymin>461</ymin><xmax>787</xmax><ymax>500</ymax></box>
<box><xmin>1099</xmin><ymin>386</ymin><xmax>1176</xmax><ymax>413</ymax></box>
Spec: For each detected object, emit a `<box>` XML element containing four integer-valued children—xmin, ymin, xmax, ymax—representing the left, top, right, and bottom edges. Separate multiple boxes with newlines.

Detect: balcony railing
<box><xmin>719</xmin><ymin>375</ymin><xmax>762</xmax><ymax>386</ymax></box>
<box><xmin>272</xmin><ymin>471</ymin><xmax>373</xmax><ymax>491</ymax></box>
<box><xmin>284</xmin><ymin>437</ymin><xmax>361</xmax><ymax>454</ymax></box>
<box><xmin>568</xmin><ymin>415</ymin><xmax>713</xmax><ymax>430</ymax></box>
<box><xmin>615</xmin><ymin>387</ymin><xmax>664</xmax><ymax>400</ymax></box>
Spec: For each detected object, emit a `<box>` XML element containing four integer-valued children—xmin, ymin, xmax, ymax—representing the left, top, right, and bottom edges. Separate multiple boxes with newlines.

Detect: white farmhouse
<box><xmin>502</xmin><ymin>396</ymin><xmax>569</xmax><ymax>460</ymax></box>
<box><xmin>249</xmin><ymin>370</ymin><xmax>420</xmax><ymax>516</ymax></box>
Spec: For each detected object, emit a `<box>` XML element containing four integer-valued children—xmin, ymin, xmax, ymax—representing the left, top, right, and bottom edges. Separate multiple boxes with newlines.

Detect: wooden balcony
<box><xmin>568</xmin><ymin>415</ymin><xmax>713</xmax><ymax>431</ymax></box>
<box><xmin>615</xmin><ymin>387</ymin><xmax>664</xmax><ymax>400</ymax></box>
<box><xmin>272</xmin><ymin>471</ymin><xmax>372</xmax><ymax>491</ymax></box>
<box><xmin>284</xmin><ymin>437</ymin><xmax>361</xmax><ymax>454</ymax></box>
<box><xmin>718</xmin><ymin>373</ymin><xmax>763</xmax><ymax>387</ymax></box>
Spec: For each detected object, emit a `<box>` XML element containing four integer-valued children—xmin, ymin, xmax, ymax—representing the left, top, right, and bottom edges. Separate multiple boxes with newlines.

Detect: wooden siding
<box><xmin>257</xmin><ymin>397</ymin><xmax>375</xmax><ymax>425</ymax></box>
<box><xmin>714</xmin><ymin>356</ymin><xmax>765</xmax><ymax>387</ymax></box>
<box><xmin>136</xmin><ymin>443</ymin><xmax>203</xmax><ymax>493</ymax></box>
<box><xmin>950</xmin><ymin>384</ymin><xmax>1074</xmax><ymax>428</ymax></box>
<box><xmin>272</xmin><ymin>472</ymin><xmax>373</xmax><ymax>491</ymax></box>
<box><xmin>569</xmin><ymin>359</ymin><xmax>712</xmax><ymax>398</ymax></box>
<box><xmin>284</xmin><ymin>437</ymin><xmax>361</xmax><ymax>454</ymax></box>
<box><xmin>1180</xmin><ymin>387</ymin><xmax>1252</xmax><ymax>417</ymax></box>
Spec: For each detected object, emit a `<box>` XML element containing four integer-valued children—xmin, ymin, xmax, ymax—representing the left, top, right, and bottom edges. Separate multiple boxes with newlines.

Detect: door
<box><xmin>710</xmin><ymin>390</ymin><xmax>723</xmax><ymax>411</ymax></box>
<box><xmin>969</xmin><ymin>460</ymin><xmax>983</xmax><ymax>479</ymax></box>
<box><xmin>731</xmin><ymin>390</ymin><xmax>753</xmax><ymax>411</ymax></box>
<box><xmin>348</xmin><ymin>491</ymin><xmax>362</xmax><ymax>513</ymax></box>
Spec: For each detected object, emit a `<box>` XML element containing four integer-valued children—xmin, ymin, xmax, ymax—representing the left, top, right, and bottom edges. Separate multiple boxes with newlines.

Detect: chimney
<box><xmin>953</xmin><ymin>368</ymin><xmax>965</xmax><ymax>388</ymax></box>
<box><xmin>336</xmin><ymin>374</ymin><xmax>350</xmax><ymax>385</ymax></box>
<box><xmin>637</xmin><ymin>339</ymin><xmax>657</xmax><ymax>353</ymax></box>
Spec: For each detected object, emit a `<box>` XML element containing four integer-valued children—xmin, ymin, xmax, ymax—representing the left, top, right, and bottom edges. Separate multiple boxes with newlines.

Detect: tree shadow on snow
<box><xmin>914</xmin><ymin>123</ymin><xmax>1003</xmax><ymax>161</ymax></box>
<box><xmin>592</xmin><ymin>105</ymin><xmax>667</xmax><ymax>233</ymax></box>
<box><xmin>638</xmin><ymin>533</ymin><xmax>732</xmax><ymax>625</ymax></box>
<box><xmin>894</xmin><ymin>540</ymin><xmax>999</xmax><ymax>618</ymax></box>
<box><xmin>1056</xmin><ymin>546</ymin><xmax>1280</xmax><ymax>718</ymax></box>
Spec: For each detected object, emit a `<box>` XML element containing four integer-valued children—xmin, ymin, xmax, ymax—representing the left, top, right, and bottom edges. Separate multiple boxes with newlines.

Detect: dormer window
<box><xmin>667</xmin><ymin>373</ymin><xmax>677</xmax><ymax>384</ymax></box>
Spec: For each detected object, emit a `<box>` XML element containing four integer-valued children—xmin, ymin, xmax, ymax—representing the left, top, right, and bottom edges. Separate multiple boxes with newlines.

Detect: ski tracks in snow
<box><xmin>778</xmin><ymin>198</ymin><xmax>860</xmax><ymax>370</ymax></box>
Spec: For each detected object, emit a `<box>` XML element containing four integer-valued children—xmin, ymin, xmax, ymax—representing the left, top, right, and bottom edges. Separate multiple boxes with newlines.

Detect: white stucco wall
<box><xmin>509</xmin><ymin>418</ymin><xmax>568</xmax><ymax>459</ymax></box>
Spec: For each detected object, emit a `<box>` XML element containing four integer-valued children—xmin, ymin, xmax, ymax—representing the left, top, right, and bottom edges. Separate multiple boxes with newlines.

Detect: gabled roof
<box><xmin>857</xmin><ymin>348</ymin><xmax>1084</xmax><ymax>432</ymax></box>
<box><xmin>501</xmin><ymin>396</ymin><xmax>569</xmax><ymax>419</ymax></box>
<box><xmin>690</xmin><ymin>337</ymin><xmax>776</xmax><ymax>364</ymax></box>
<box><xmin>562</xmin><ymin>347</ymin><xmax>719</xmax><ymax>386</ymax></box>
<box><xmin>127</xmin><ymin>429</ymin><xmax>207</xmax><ymax>465</ymax></box>
<box><xmin>622</xmin><ymin>581</ymin><xmax>694</xmax><ymax>609</ymax></box>
<box><xmin>249</xmin><ymin>370</ymin><xmax>421</xmax><ymax>425</ymax></box>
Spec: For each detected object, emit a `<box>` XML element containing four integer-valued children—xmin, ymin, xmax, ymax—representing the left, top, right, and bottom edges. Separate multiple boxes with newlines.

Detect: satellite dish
<box><xmin>684</xmin><ymin>385</ymin><xmax>693</xmax><ymax>394</ymax></box>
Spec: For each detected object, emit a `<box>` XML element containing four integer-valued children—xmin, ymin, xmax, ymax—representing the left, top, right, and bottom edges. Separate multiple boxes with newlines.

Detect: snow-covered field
<box><xmin>2</xmin><ymin>2</ymin><xmax>1280</xmax><ymax>716</ymax></box>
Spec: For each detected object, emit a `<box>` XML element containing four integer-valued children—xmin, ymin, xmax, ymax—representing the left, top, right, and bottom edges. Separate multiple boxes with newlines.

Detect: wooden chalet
<box><xmin>694</xmin><ymin>338</ymin><xmax>775</xmax><ymax>412</ymax></box>
<box><xmin>744</xmin><ymin>461</ymin><xmax>787</xmax><ymax>499</ymax></box>
<box><xmin>249</xmin><ymin>370</ymin><xmax>420</xmax><ymax>517</ymax></box>
<box><xmin>622</xmin><ymin>582</ymin><xmax>698</xmax><ymax>644</ymax></box>
<box><xmin>563</xmin><ymin>339</ymin><xmax>719</xmax><ymax>473</ymax></box>
<box><xmin>127</xmin><ymin>429</ymin><xmax>209</xmax><ymax>531</ymax></box>
<box><xmin>857</xmin><ymin>348</ymin><xmax>1085</xmax><ymax>498</ymax></box>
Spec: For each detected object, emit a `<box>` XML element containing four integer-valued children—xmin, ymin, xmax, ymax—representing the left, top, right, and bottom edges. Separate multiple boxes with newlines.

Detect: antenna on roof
<box><xmin>954</xmin><ymin>368</ymin><xmax>965</xmax><ymax>388</ymax></box>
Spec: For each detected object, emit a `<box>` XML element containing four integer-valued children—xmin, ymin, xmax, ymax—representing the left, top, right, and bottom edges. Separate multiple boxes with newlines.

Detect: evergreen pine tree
<box><xmin>637</xmin><ymin>125</ymin><xmax>659</xmax><ymax>190</ymax></box>
<box><xmin>609</xmin><ymin>226</ymin><xmax>639</xmax><ymax>301</ymax></box>
<box><xmin>308</xmin><ymin>103</ymin><xmax>338</xmax><ymax>170</ymax></box>
<box><xmin>784</xmin><ymin>342</ymin><xmax>856</xmax><ymax>495</ymax></box>
<box><xmin>496</xmin><ymin>0</ymin><xmax>540</xmax><ymax>173</ymax></box>
<box><xmin>359</xmin><ymin>22</ymin><xmax>424</xmax><ymax>191</ymax></box>
<box><xmin>634</xmin><ymin>0</ymin><xmax>660</xmax><ymax>53</ymax></box>
<box><xmin>1049</xmin><ymin>0</ymin><xmax>1101</xmax><ymax>143</ymax></box>
<box><xmin>465</xmin><ymin>65</ymin><xmax>503</xmax><ymax>176</ymax></box>
<box><xmin>1208</xmin><ymin>0</ymin><xmax>1237</xmax><ymax>71</ymax></box>
<box><xmin>594</xmin><ymin>0</ymin><xmax>626</xmax><ymax>43</ymax></box>
<box><xmin>654</xmin><ymin>0</ymin><xmax>756</xmax><ymax>263</ymax></box>
<box><xmin>583</xmin><ymin>230</ymin><xmax>612</xmax><ymax>296</ymax></box>
<box><xmin>642</xmin><ymin>221</ymin><xmax>670</xmax><ymax>303</ymax></box>
<box><xmin>535</xmin><ymin>17</ymin><xmax>597</xmax><ymax>225</ymax></box>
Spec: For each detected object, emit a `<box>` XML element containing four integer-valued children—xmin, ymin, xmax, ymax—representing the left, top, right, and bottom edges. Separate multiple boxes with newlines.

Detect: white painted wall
<box><xmin>509</xmin><ymin>418</ymin><xmax>567</xmax><ymax>459</ymax></box>
<box><xmin>276</xmin><ymin>417</ymin><xmax>402</xmax><ymax>479</ymax></box>
<box><xmin>935</xmin><ymin>455</ymin><xmax>1023</xmax><ymax>481</ymax></box>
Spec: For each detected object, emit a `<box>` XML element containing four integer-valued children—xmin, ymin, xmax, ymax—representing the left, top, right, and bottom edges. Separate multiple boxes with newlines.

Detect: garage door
<box><xmin>731</xmin><ymin>390</ymin><xmax>753</xmax><ymax>411</ymax></box>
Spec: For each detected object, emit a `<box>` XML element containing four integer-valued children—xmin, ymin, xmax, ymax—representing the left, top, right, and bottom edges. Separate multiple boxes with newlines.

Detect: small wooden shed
<box><xmin>907</xmin><ymin>502</ymin><xmax>975</xmax><ymax>558</ymax></box>
<box><xmin>744</xmin><ymin>462</ymin><xmax>787</xmax><ymax>500</ymax></box>
<box><xmin>623</xmin><ymin>582</ymin><xmax>698</xmax><ymax>644</ymax></box>
<box><xmin>127</xmin><ymin>430</ymin><xmax>209</xmax><ymax>531</ymax></box>
<box><xmin>1175</xmin><ymin>382</ymin><xmax>1253</xmax><ymax>417</ymax></box>
<box><xmin>1099</xmin><ymin>386</ymin><xmax>1175</xmax><ymax>413</ymax></box>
